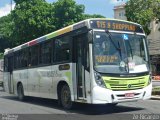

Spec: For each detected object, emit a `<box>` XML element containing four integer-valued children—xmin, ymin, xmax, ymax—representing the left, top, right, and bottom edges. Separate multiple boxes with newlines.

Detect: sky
<box><xmin>0</xmin><ymin>0</ymin><xmax>127</xmax><ymax>18</ymax></box>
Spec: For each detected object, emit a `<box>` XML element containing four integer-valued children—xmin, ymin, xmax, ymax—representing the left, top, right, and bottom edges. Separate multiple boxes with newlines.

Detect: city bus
<box><xmin>3</xmin><ymin>18</ymin><xmax>152</xmax><ymax>109</ymax></box>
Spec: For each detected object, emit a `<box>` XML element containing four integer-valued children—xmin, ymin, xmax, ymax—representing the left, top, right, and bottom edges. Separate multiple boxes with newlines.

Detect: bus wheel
<box><xmin>60</xmin><ymin>84</ymin><xmax>73</xmax><ymax>109</ymax></box>
<box><xmin>17</xmin><ymin>83</ymin><xmax>25</xmax><ymax>101</ymax></box>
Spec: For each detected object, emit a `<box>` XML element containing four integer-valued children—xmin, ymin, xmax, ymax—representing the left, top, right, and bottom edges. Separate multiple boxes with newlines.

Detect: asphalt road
<box><xmin>0</xmin><ymin>88</ymin><xmax>160</xmax><ymax>120</ymax></box>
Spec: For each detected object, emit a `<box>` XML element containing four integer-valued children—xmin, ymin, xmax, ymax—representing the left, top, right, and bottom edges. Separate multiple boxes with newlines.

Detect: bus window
<box><xmin>54</xmin><ymin>36</ymin><xmax>71</xmax><ymax>63</ymax></box>
<box><xmin>39</xmin><ymin>41</ymin><xmax>52</xmax><ymax>65</ymax></box>
<box><xmin>30</xmin><ymin>45</ymin><xmax>39</xmax><ymax>66</ymax></box>
<box><xmin>21</xmin><ymin>48</ymin><xmax>28</xmax><ymax>68</ymax></box>
<box><xmin>14</xmin><ymin>52</ymin><xmax>18</xmax><ymax>69</ymax></box>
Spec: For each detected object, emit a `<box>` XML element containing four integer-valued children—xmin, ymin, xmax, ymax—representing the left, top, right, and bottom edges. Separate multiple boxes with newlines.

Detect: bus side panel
<box><xmin>27</xmin><ymin>68</ymin><xmax>41</xmax><ymax>97</ymax></box>
<box><xmin>13</xmin><ymin>70</ymin><xmax>28</xmax><ymax>96</ymax></box>
<box><xmin>51</xmin><ymin>63</ymin><xmax>74</xmax><ymax>101</ymax></box>
<box><xmin>3</xmin><ymin>72</ymin><xmax>10</xmax><ymax>93</ymax></box>
<box><xmin>15</xmin><ymin>63</ymin><xmax>74</xmax><ymax>100</ymax></box>
<box><xmin>36</xmin><ymin>66</ymin><xmax>52</xmax><ymax>98</ymax></box>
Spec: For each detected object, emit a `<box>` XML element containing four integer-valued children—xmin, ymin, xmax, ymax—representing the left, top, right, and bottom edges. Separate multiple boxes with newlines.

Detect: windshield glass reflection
<box><xmin>93</xmin><ymin>31</ymin><xmax>149</xmax><ymax>74</ymax></box>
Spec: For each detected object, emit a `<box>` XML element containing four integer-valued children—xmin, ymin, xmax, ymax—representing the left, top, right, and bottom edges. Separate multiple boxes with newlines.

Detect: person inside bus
<box><xmin>94</xmin><ymin>43</ymin><xmax>101</xmax><ymax>55</ymax></box>
<box><xmin>100</xmin><ymin>40</ymin><xmax>110</xmax><ymax>55</ymax></box>
<box><xmin>94</xmin><ymin>34</ymin><xmax>111</xmax><ymax>56</ymax></box>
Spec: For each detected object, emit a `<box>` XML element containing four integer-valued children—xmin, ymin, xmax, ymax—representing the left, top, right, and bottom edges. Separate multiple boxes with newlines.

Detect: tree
<box><xmin>125</xmin><ymin>0</ymin><xmax>160</xmax><ymax>35</ymax></box>
<box><xmin>53</xmin><ymin>0</ymin><xmax>85</xmax><ymax>30</ymax></box>
<box><xmin>0</xmin><ymin>37</ymin><xmax>11</xmax><ymax>53</ymax></box>
<box><xmin>84</xmin><ymin>14</ymin><xmax>105</xmax><ymax>19</ymax></box>
<box><xmin>0</xmin><ymin>53</ymin><xmax>3</xmax><ymax>59</ymax></box>
<box><xmin>0</xmin><ymin>0</ymin><xmax>105</xmax><ymax>49</ymax></box>
<box><xmin>0</xmin><ymin>15</ymin><xmax>13</xmax><ymax>52</ymax></box>
<box><xmin>12</xmin><ymin>0</ymin><xmax>55</xmax><ymax>45</ymax></box>
<box><xmin>53</xmin><ymin>0</ymin><xmax>105</xmax><ymax>30</ymax></box>
<box><xmin>153</xmin><ymin>0</ymin><xmax>160</xmax><ymax>29</ymax></box>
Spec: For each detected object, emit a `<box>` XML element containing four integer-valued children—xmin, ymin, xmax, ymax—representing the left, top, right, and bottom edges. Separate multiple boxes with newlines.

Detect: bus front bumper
<box><xmin>92</xmin><ymin>83</ymin><xmax>152</xmax><ymax>104</ymax></box>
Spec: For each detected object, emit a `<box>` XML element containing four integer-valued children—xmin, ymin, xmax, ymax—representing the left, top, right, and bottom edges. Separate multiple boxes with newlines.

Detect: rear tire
<box><xmin>60</xmin><ymin>84</ymin><xmax>73</xmax><ymax>109</ymax></box>
<box><xmin>17</xmin><ymin>84</ymin><xmax>25</xmax><ymax>101</ymax></box>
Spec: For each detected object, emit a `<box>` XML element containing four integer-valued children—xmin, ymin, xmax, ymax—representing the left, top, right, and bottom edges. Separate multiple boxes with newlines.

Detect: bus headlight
<box><xmin>94</xmin><ymin>71</ymin><xmax>106</xmax><ymax>88</ymax></box>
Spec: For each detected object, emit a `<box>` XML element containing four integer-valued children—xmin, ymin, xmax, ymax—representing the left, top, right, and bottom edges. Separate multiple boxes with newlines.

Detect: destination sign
<box><xmin>90</xmin><ymin>20</ymin><xmax>144</xmax><ymax>33</ymax></box>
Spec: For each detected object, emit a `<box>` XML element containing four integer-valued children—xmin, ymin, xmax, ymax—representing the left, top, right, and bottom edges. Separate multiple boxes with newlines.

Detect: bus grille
<box><xmin>103</xmin><ymin>76</ymin><xmax>148</xmax><ymax>91</ymax></box>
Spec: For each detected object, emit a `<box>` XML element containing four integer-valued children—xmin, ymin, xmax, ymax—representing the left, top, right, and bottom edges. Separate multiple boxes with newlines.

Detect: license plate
<box><xmin>125</xmin><ymin>93</ymin><xmax>134</xmax><ymax>97</ymax></box>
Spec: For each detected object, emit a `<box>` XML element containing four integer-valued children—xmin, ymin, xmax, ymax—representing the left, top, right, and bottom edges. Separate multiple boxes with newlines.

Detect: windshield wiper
<box><xmin>128</xmin><ymin>41</ymin><xmax>133</xmax><ymax>59</ymax></box>
<box><xmin>117</xmin><ymin>40</ymin><xmax>123</xmax><ymax>60</ymax></box>
<box><xmin>126</xmin><ymin>32</ymin><xmax>135</xmax><ymax>60</ymax></box>
<box><xmin>105</xmin><ymin>30</ymin><xmax>122</xmax><ymax>60</ymax></box>
<box><xmin>121</xmin><ymin>33</ymin><xmax>130</xmax><ymax>73</ymax></box>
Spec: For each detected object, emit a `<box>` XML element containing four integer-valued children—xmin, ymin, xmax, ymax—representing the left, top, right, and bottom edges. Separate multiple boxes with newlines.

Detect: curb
<box><xmin>151</xmin><ymin>96</ymin><xmax>160</xmax><ymax>100</ymax></box>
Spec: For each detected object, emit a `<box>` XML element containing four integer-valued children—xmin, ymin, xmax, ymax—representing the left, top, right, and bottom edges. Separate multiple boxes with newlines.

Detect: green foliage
<box><xmin>0</xmin><ymin>38</ymin><xmax>11</xmax><ymax>53</ymax></box>
<box><xmin>0</xmin><ymin>53</ymin><xmax>4</xmax><ymax>59</ymax></box>
<box><xmin>0</xmin><ymin>15</ymin><xmax>13</xmax><ymax>52</ymax></box>
<box><xmin>0</xmin><ymin>0</ymin><xmax>105</xmax><ymax>51</ymax></box>
<box><xmin>153</xmin><ymin>0</ymin><xmax>160</xmax><ymax>21</ymax></box>
<box><xmin>12</xmin><ymin>0</ymin><xmax>55</xmax><ymax>45</ymax></box>
<box><xmin>53</xmin><ymin>0</ymin><xmax>105</xmax><ymax>29</ymax></box>
<box><xmin>125</xmin><ymin>0</ymin><xmax>160</xmax><ymax>35</ymax></box>
<box><xmin>84</xmin><ymin>14</ymin><xmax>105</xmax><ymax>19</ymax></box>
<box><xmin>53</xmin><ymin>0</ymin><xmax>85</xmax><ymax>30</ymax></box>
<box><xmin>0</xmin><ymin>15</ymin><xmax>13</xmax><ymax>39</ymax></box>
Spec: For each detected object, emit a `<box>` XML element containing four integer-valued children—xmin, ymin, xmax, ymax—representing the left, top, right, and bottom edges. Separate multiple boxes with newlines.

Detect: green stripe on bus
<box><xmin>102</xmin><ymin>75</ymin><xmax>149</xmax><ymax>90</ymax></box>
<box><xmin>46</xmin><ymin>32</ymin><xmax>57</xmax><ymax>39</ymax></box>
<box><xmin>65</xmin><ymin>72</ymin><xmax>71</xmax><ymax>82</ymax></box>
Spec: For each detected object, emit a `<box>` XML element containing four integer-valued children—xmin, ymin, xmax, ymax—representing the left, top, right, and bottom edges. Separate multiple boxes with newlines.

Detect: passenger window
<box><xmin>54</xmin><ymin>36</ymin><xmax>71</xmax><ymax>62</ymax></box>
<box><xmin>22</xmin><ymin>49</ymin><xmax>28</xmax><ymax>67</ymax></box>
<box><xmin>39</xmin><ymin>41</ymin><xmax>52</xmax><ymax>64</ymax></box>
<box><xmin>30</xmin><ymin>45</ymin><xmax>39</xmax><ymax>66</ymax></box>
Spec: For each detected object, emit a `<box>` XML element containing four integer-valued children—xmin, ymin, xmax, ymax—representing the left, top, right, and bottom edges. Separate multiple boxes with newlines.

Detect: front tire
<box><xmin>60</xmin><ymin>84</ymin><xmax>73</xmax><ymax>109</ymax></box>
<box><xmin>17</xmin><ymin>84</ymin><xmax>25</xmax><ymax>101</ymax></box>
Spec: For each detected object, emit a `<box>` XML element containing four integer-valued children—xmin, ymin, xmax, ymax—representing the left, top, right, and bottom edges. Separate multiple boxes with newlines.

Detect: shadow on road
<box><xmin>0</xmin><ymin>93</ymin><xmax>145</xmax><ymax>115</ymax></box>
<box><xmin>72</xmin><ymin>104</ymin><xmax>144</xmax><ymax>115</ymax></box>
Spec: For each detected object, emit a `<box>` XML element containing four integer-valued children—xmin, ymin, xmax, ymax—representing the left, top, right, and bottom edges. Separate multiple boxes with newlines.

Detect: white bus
<box><xmin>3</xmin><ymin>18</ymin><xmax>152</xmax><ymax>109</ymax></box>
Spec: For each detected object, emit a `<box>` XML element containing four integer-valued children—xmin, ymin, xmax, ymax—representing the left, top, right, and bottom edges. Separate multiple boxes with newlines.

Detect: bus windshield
<box><xmin>93</xmin><ymin>31</ymin><xmax>149</xmax><ymax>74</ymax></box>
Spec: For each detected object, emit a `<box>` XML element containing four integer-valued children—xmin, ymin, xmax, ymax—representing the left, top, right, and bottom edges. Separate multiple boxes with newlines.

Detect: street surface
<box><xmin>0</xmin><ymin>87</ymin><xmax>160</xmax><ymax>120</ymax></box>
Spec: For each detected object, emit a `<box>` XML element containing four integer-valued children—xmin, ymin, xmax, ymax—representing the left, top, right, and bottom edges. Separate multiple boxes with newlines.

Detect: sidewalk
<box><xmin>151</xmin><ymin>95</ymin><xmax>160</xmax><ymax>100</ymax></box>
<box><xmin>151</xmin><ymin>85</ymin><xmax>160</xmax><ymax>100</ymax></box>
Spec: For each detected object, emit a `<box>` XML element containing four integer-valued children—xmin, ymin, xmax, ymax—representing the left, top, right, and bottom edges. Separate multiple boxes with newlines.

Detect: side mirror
<box><xmin>88</xmin><ymin>29</ymin><xmax>93</xmax><ymax>43</ymax></box>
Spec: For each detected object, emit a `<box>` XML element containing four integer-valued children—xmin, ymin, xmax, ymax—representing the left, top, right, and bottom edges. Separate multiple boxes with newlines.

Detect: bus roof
<box><xmin>4</xmin><ymin>18</ymin><xmax>143</xmax><ymax>55</ymax></box>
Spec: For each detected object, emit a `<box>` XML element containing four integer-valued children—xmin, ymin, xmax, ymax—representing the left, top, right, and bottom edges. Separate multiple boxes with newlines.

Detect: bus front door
<box><xmin>73</xmin><ymin>34</ymin><xmax>87</xmax><ymax>100</ymax></box>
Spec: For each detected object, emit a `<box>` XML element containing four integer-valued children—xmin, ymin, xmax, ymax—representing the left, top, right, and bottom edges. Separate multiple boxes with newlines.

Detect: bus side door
<box><xmin>73</xmin><ymin>33</ymin><xmax>90</xmax><ymax>100</ymax></box>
